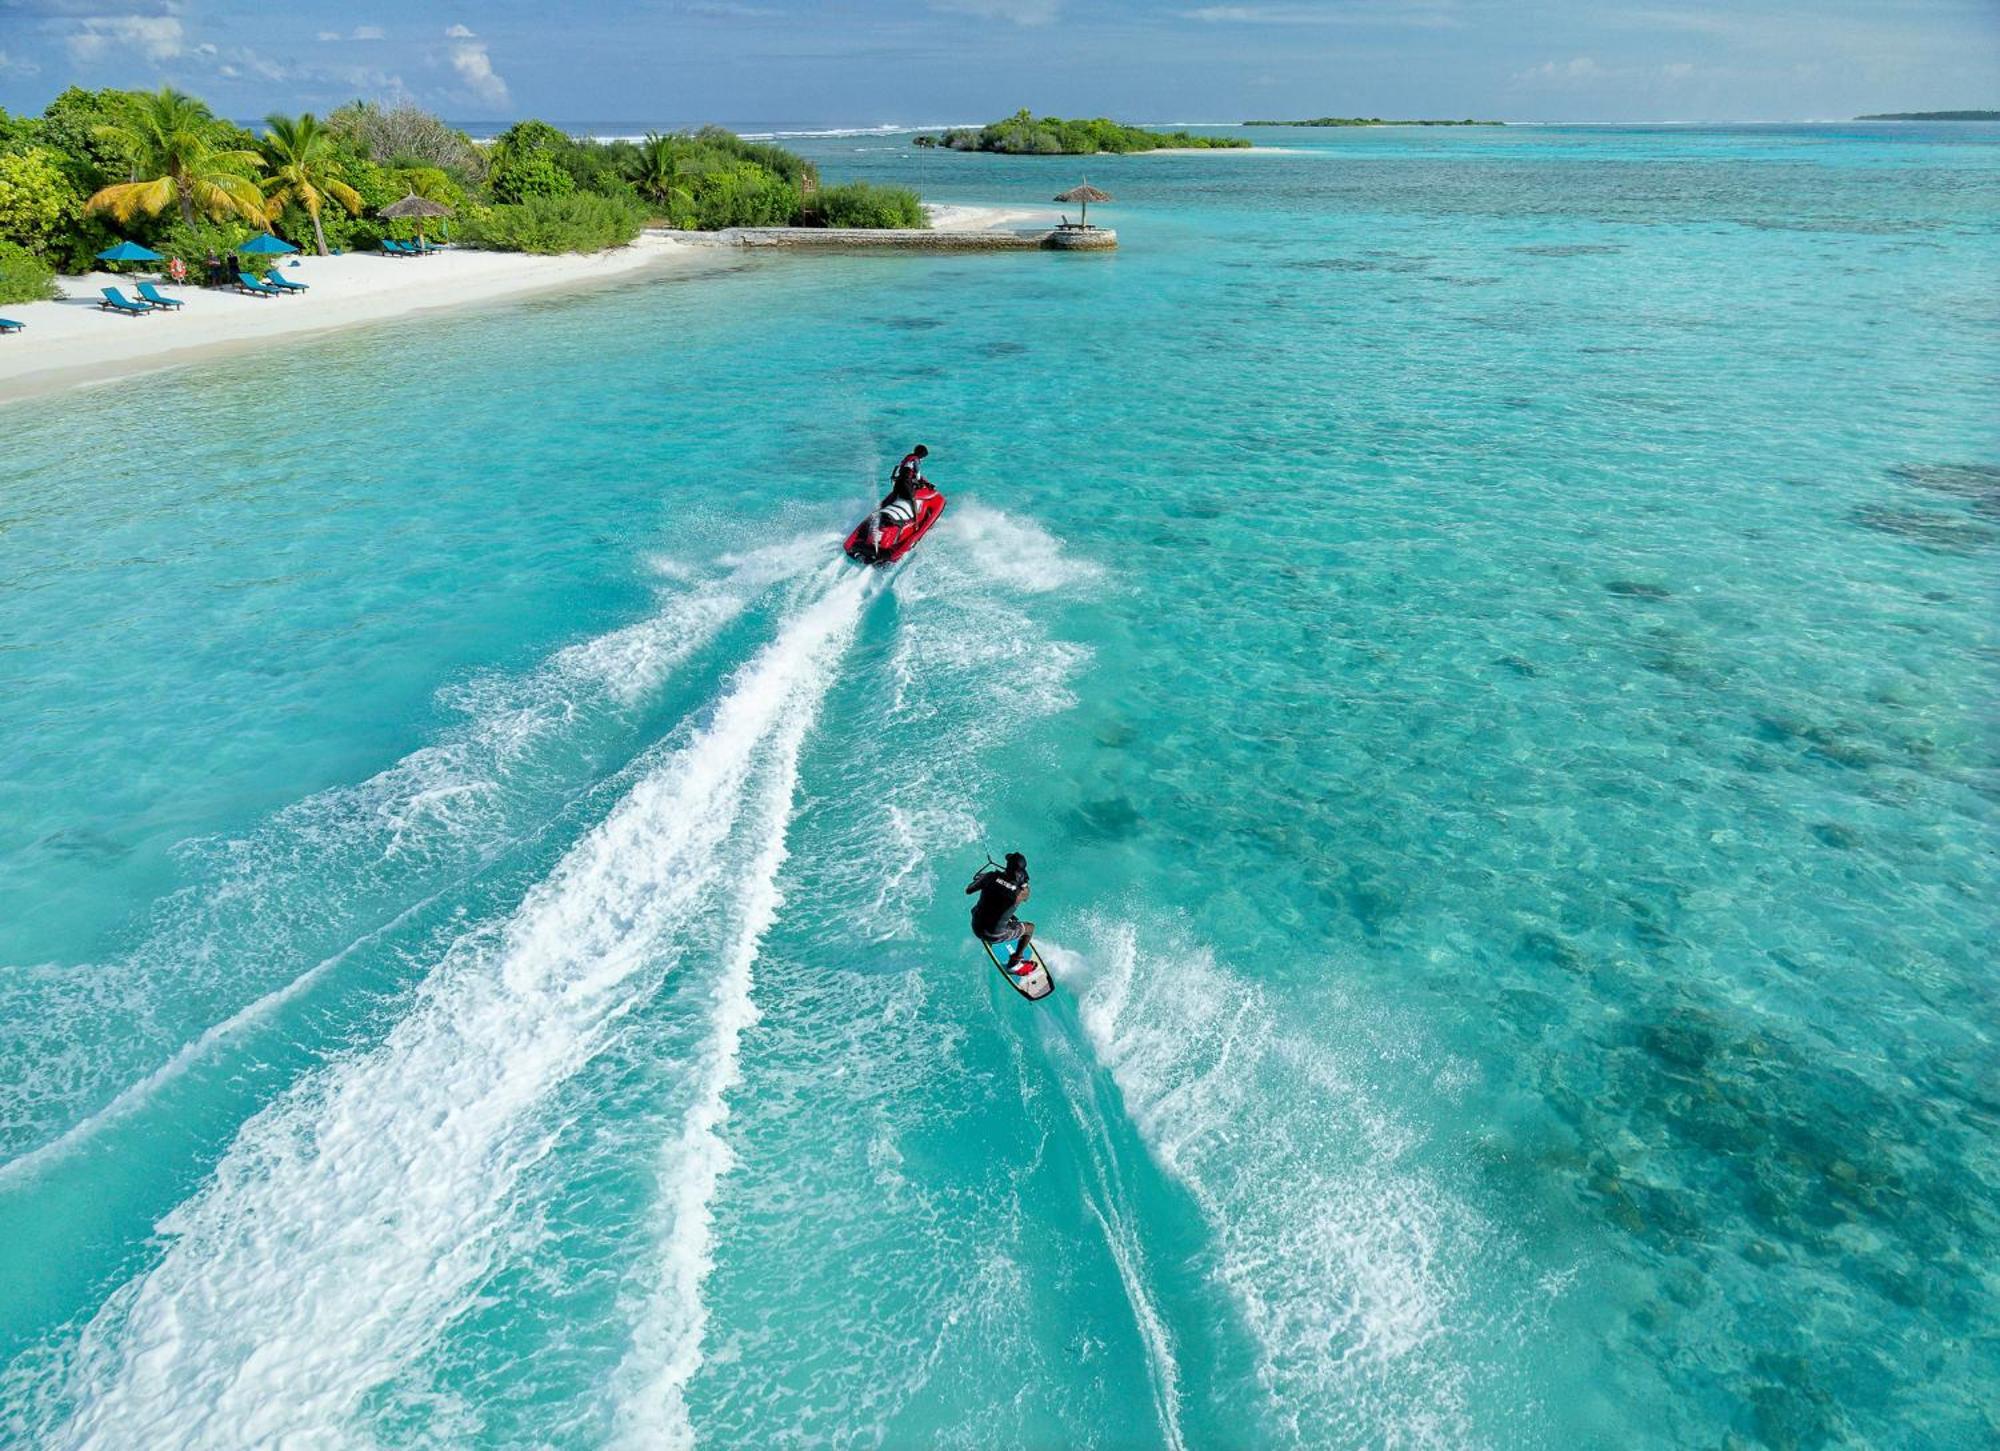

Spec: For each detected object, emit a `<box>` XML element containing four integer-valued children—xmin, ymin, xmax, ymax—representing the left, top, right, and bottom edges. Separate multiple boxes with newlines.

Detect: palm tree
<box><xmin>260</xmin><ymin>112</ymin><xmax>363</xmax><ymax>256</ymax></box>
<box><xmin>623</xmin><ymin>133</ymin><xmax>693</xmax><ymax>222</ymax></box>
<box><xmin>84</xmin><ymin>86</ymin><xmax>265</xmax><ymax>230</ymax></box>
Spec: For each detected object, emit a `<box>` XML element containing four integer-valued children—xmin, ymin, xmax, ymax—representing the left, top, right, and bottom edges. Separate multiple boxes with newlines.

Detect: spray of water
<box><xmin>0</xmin><ymin>539</ymin><xmax>818</xmax><ymax>1189</ymax></box>
<box><xmin>51</xmin><ymin>565</ymin><xmax>870</xmax><ymax>1449</ymax></box>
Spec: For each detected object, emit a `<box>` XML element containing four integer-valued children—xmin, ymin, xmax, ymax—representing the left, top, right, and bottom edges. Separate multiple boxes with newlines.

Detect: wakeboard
<box><xmin>982</xmin><ymin>937</ymin><xmax>1054</xmax><ymax>1001</ymax></box>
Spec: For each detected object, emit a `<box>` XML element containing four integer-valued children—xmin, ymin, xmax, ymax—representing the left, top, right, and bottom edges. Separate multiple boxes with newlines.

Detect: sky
<box><xmin>2</xmin><ymin>0</ymin><xmax>1996</xmax><ymax>127</ymax></box>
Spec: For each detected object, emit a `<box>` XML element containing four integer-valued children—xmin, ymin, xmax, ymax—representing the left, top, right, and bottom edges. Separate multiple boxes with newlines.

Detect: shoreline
<box><xmin>0</xmin><ymin>234</ymin><xmax>720</xmax><ymax>407</ymax></box>
<box><xmin>0</xmin><ymin>205</ymin><xmax>1057</xmax><ymax>406</ymax></box>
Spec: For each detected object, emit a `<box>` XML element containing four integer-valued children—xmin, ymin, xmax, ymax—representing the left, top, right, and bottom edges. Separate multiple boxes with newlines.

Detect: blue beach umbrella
<box><xmin>238</xmin><ymin>233</ymin><xmax>299</xmax><ymax>256</ymax></box>
<box><xmin>96</xmin><ymin>240</ymin><xmax>163</xmax><ymax>264</ymax></box>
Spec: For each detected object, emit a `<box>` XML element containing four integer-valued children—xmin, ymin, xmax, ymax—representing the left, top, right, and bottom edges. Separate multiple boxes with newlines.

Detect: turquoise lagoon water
<box><xmin>1</xmin><ymin>124</ymin><xmax>1996</xmax><ymax>1447</ymax></box>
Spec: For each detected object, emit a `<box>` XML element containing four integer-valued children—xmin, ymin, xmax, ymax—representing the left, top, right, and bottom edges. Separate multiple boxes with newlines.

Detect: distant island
<box><xmin>1244</xmin><ymin>117</ymin><xmax>1503</xmax><ymax>127</ymax></box>
<box><xmin>1856</xmin><ymin>110</ymin><xmax>2000</xmax><ymax>121</ymax></box>
<box><xmin>912</xmin><ymin>111</ymin><xmax>1250</xmax><ymax>154</ymax></box>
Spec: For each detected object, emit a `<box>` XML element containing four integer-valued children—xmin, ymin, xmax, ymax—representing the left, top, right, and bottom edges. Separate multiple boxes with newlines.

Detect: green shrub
<box><xmin>556</xmin><ymin>142</ymin><xmax>632</xmax><ymax>198</ymax></box>
<box><xmin>37</xmin><ymin>87</ymin><xmax>141</xmax><ymax>188</ymax></box>
<box><xmin>928</xmin><ymin>110</ymin><xmax>1249</xmax><ymax>154</ymax></box>
<box><xmin>0</xmin><ymin>107</ymin><xmax>37</xmax><ymax>154</ymax></box>
<box><xmin>0</xmin><ymin>148</ymin><xmax>82</xmax><ymax>257</ymax></box>
<box><xmin>460</xmin><ymin>191</ymin><xmax>644</xmax><ymax>254</ymax></box>
<box><xmin>0</xmin><ymin>240</ymin><xmax>57</xmax><ymax>304</ymax></box>
<box><xmin>797</xmin><ymin>181</ymin><xmax>925</xmax><ymax>229</ymax></box>
<box><xmin>685</xmin><ymin>163</ymin><xmax>800</xmax><ymax>228</ymax></box>
<box><xmin>685</xmin><ymin>127</ymin><xmax>818</xmax><ymax>190</ymax></box>
<box><xmin>153</xmin><ymin>217</ymin><xmax>257</xmax><ymax>278</ymax></box>
<box><xmin>489</xmin><ymin>119</ymin><xmax>580</xmax><ymax>204</ymax></box>
<box><xmin>491</xmin><ymin>149</ymin><xmax>574</xmax><ymax>204</ymax></box>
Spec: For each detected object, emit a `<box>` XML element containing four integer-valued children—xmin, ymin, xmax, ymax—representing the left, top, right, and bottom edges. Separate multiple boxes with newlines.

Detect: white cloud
<box><xmin>930</xmin><ymin>0</ymin><xmax>1060</xmax><ymax>24</ymax></box>
<box><xmin>1518</xmin><ymin>55</ymin><xmax>1604</xmax><ymax>82</ymax></box>
<box><xmin>316</xmin><ymin>30</ymin><xmax>341</xmax><ymax>41</ymax></box>
<box><xmin>352</xmin><ymin>25</ymin><xmax>385</xmax><ymax>41</ymax></box>
<box><xmin>1661</xmin><ymin>61</ymin><xmax>1695</xmax><ymax>80</ymax></box>
<box><xmin>1181</xmin><ymin>1</ymin><xmax>1462</xmax><ymax>26</ymax></box>
<box><xmin>445</xmin><ymin>26</ymin><xmax>509</xmax><ymax>106</ymax></box>
<box><xmin>67</xmin><ymin>15</ymin><xmax>186</xmax><ymax>63</ymax></box>
<box><xmin>0</xmin><ymin>49</ymin><xmax>41</xmax><ymax>76</ymax></box>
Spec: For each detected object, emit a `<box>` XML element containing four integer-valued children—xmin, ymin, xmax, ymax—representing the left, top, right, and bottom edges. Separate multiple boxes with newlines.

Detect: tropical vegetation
<box><xmin>913</xmin><ymin>111</ymin><xmax>1251</xmax><ymax>154</ymax></box>
<box><xmin>0</xmin><ymin>240</ymin><xmax>57</xmax><ymax>306</ymax></box>
<box><xmin>0</xmin><ymin>84</ymin><xmax>929</xmax><ymax>278</ymax></box>
<box><xmin>460</xmin><ymin>191</ymin><xmax>648</xmax><ymax>254</ymax></box>
<box><xmin>83</xmin><ymin>87</ymin><xmax>265</xmax><ymax>231</ymax></box>
<box><xmin>798</xmin><ymin>181</ymin><xmax>926</xmax><ymax>229</ymax></box>
<box><xmin>259</xmin><ymin>112</ymin><xmax>364</xmax><ymax>256</ymax></box>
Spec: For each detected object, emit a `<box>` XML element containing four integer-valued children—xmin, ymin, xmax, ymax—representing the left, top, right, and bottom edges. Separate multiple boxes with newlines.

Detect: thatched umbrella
<box><xmin>1053</xmin><ymin>183</ymin><xmax>1112</xmax><ymax>228</ymax></box>
<box><xmin>379</xmin><ymin>193</ymin><xmax>455</xmax><ymax>244</ymax></box>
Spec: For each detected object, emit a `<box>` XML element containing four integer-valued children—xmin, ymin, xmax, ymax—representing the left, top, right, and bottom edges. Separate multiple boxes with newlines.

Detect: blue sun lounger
<box><xmin>135</xmin><ymin>281</ymin><xmax>184</xmax><ymax>310</ymax></box>
<box><xmin>235</xmin><ymin>275</ymin><xmax>285</xmax><ymax>297</ymax></box>
<box><xmin>0</xmin><ymin>318</ymin><xmax>22</xmax><ymax>334</ymax></box>
<box><xmin>263</xmin><ymin>271</ymin><xmax>309</xmax><ymax>292</ymax></box>
<box><xmin>98</xmin><ymin>287</ymin><xmax>154</xmax><ymax>315</ymax></box>
<box><xmin>380</xmin><ymin>240</ymin><xmax>415</xmax><ymax>257</ymax></box>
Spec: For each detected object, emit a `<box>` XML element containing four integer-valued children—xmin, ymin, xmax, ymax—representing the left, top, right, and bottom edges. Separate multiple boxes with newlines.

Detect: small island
<box><xmin>912</xmin><ymin>111</ymin><xmax>1250</xmax><ymax>154</ymax></box>
<box><xmin>1856</xmin><ymin>111</ymin><xmax>2000</xmax><ymax>121</ymax></box>
<box><xmin>1244</xmin><ymin>116</ymin><xmax>1503</xmax><ymax>127</ymax></box>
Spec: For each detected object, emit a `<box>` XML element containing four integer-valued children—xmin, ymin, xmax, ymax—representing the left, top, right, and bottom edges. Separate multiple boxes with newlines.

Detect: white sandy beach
<box><xmin>923</xmin><ymin>201</ymin><xmax>1063</xmax><ymax>230</ymax></box>
<box><xmin>0</xmin><ymin>233</ymin><xmax>722</xmax><ymax>405</ymax></box>
<box><xmin>0</xmin><ymin>204</ymin><xmax>1056</xmax><ymax>404</ymax></box>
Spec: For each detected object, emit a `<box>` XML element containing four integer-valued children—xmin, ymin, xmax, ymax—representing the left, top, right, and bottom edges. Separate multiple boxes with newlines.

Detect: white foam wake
<box><xmin>1064</xmin><ymin>918</ymin><xmax>1480</xmax><ymax>1447</ymax></box>
<box><xmin>607</xmin><ymin>702</ymin><xmax>799</xmax><ymax>1450</ymax></box>
<box><xmin>0</xmin><ymin>539</ymin><xmax>818</xmax><ymax>1187</ymax></box>
<box><xmin>53</xmin><ymin>565</ymin><xmax>869</xmax><ymax>1450</ymax></box>
<box><xmin>852</xmin><ymin>502</ymin><xmax>1095</xmax><ymax>936</ymax></box>
<box><xmin>606</xmin><ymin>505</ymin><xmax>1098</xmax><ymax>1443</ymax></box>
<box><xmin>1038</xmin><ymin>1019</ymin><xmax>1187</xmax><ymax>1451</ymax></box>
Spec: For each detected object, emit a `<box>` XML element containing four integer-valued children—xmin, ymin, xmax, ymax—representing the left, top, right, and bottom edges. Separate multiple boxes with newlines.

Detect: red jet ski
<box><xmin>844</xmin><ymin>485</ymin><xmax>946</xmax><ymax>566</ymax></box>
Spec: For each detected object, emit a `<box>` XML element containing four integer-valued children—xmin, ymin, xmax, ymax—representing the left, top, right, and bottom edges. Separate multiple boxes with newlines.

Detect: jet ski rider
<box><xmin>869</xmin><ymin>444</ymin><xmax>930</xmax><ymax>547</ymax></box>
<box><xmin>966</xmin><ymin>851</ymin><xmax>1035</xmax><ymax>974</ymax></box>
<box><xmin>888</xmin><ymin>444</ymin><xmax>930</xmax><ymax>513</ymax></box>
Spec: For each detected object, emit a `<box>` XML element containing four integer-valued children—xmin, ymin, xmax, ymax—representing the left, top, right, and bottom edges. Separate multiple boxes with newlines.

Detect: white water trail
<box><xmin>854</xmin><ymin>502</ymin><xmax>1094</xmax><ymax>937</ymax></box>
<box><xmin>607</xmin><ymin>714</ymin><xmax>798</xmax><ymax>1449</ymax></box>
<box><xmin>1084</xmin><ymin>1194</ymin><xmax>1186</xmax><ymax>1451</ymax></box>
<box><xmin>1022</xmin><ymin>994</ymin><xmax>1187</xmax><ymax>1450</ymax></box>
<box><xmin>0</xmin><ymin>540</ymin><xmax>821</xmax><ymax>1189</ymax></box>
<box><xmin>53</xmin><ymin>564</ymin><xmax>869</xmax><ymax>1451</ymax></box>
<box><xmin>1063</xmin><ymin>919</ymin><xmax>1479</xmax><ymax>1447</ymax></box>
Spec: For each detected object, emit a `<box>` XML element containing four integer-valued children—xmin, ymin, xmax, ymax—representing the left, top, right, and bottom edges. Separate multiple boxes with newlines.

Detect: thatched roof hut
<box><xmin>1053</xmin><ymin>183</ymin><xmax>1112</xmax><ymax>227</ymax></box>
<box><xmin>378</xmin><ymin>193</ymin><xmax>454</xmax><ymax>219</ymax></box>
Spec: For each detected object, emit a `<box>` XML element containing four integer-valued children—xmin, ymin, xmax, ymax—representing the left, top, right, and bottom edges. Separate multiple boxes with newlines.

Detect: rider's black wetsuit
<box><xmin>880</xmin><ymin>451</ymin><xmax>926</xmax><ymax>517</ymax></box>
<box><xmin>967</xmin><ymin>866</ymin><xmax>1027</xmax><ymax>943</ymax></box>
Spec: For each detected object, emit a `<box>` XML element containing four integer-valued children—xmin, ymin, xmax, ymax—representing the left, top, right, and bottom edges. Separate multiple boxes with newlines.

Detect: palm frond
<box><xmin>84</xmin><ymin>177</ymin><xmax>175</xmax><ymax>222</ymax></box>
